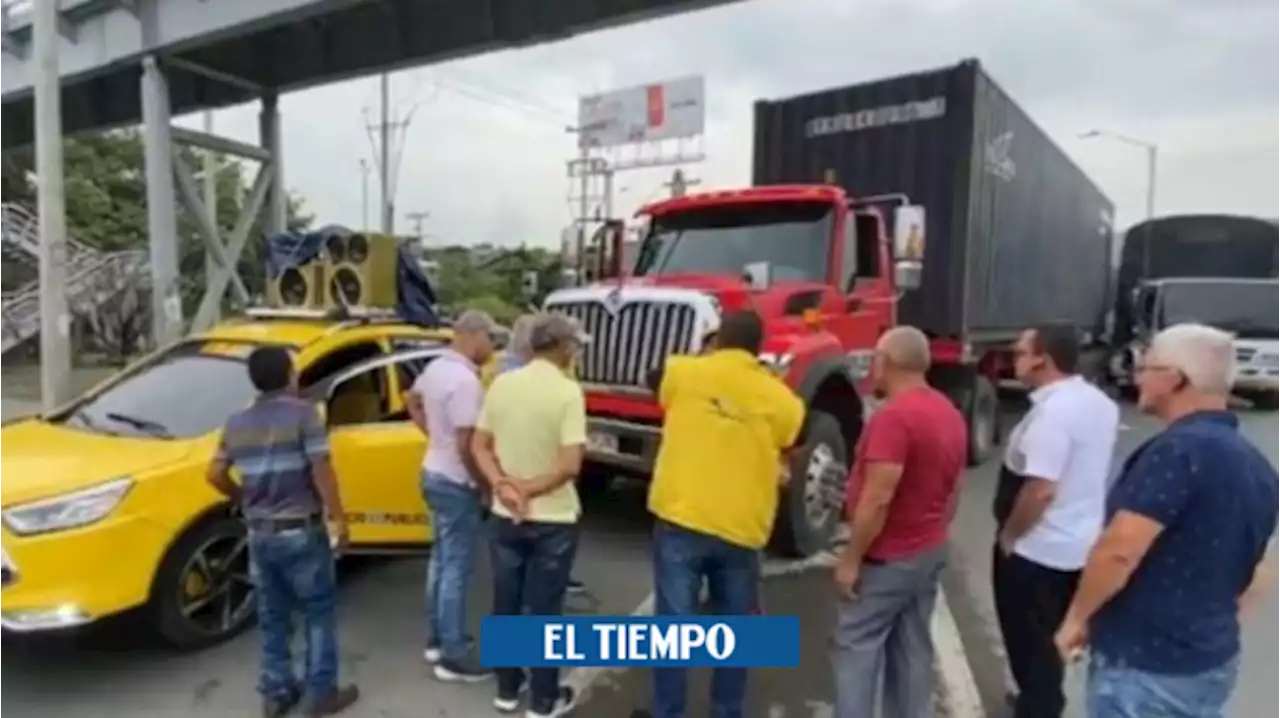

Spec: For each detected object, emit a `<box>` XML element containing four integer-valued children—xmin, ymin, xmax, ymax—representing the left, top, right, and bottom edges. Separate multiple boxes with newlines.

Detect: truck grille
<box><xmin>550</xmin><ymin>300</ymin><xmax>699</xmax><ymax>387</ymax></box>
<box><xmin>1237</xmin><ymin>348</ymin><xmax>1257</xmax><ymax>364</ymax></box>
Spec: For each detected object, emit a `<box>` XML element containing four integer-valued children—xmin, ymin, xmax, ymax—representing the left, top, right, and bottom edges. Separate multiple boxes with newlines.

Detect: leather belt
<box><xmin>246</xmin><ymin>515</ymin><xmax>323</xmax><ymax>533</ymax></box>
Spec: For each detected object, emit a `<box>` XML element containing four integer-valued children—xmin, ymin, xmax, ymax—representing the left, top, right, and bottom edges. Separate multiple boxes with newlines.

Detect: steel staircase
<box><xmin>1</xmin><ymin>202</ymin><xmax>148</xmax><ymax>354</ymax></box>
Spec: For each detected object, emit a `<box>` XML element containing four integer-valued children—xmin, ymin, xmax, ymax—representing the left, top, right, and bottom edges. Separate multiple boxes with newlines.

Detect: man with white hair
<box><xmin>1056</xmin><ymin>323</ymin><xmax>1278</xmax><ymax>717</ymax></box>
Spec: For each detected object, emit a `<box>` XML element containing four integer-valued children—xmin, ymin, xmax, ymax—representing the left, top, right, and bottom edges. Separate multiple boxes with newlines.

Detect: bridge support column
<box><xmin>259</xmin><ymin>94</ymin><xmax>286</xmax><ymax>236</ymax></box>
<box><xmin>140</xmin><ymin>55</ymin><xmax>183</xmax><ymax>348</ymax></box>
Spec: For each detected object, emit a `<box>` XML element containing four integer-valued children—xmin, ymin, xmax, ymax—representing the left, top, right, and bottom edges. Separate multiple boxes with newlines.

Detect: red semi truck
<box><xmin>545</xmin><ymin>60</ymin><xmax>1114</xmax><ymax>557</ymax></box>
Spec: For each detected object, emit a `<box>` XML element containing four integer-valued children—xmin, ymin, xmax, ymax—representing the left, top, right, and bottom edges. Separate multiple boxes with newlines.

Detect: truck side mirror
<box><xmin>743</xmin><ymin>261</ymin><xmax>772</xmax><ymax>290</ymax></box>
<box><xmin>892</xmin><ymin>204</ymin><xmax>926</xmax><ymax>291</ymax></box>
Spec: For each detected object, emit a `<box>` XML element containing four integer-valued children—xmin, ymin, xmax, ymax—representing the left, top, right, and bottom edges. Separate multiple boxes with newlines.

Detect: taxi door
<box><xmin>321</xmin><ymin>352</ymin><xmax>434</xmax><ymax>550</ymax></box>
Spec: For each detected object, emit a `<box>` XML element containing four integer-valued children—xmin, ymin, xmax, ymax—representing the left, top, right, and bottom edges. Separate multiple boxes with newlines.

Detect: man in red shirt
<box><xmin>832</xmin><ymin>326</ymin><xmax>968</xmax><ymax>718</ymax></box>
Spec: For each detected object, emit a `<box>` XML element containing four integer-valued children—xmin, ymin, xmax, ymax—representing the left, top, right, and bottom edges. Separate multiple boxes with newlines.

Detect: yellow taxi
<box><xmin>0</xmin><ymin>310</ymin><xmax>464</xmax><ymax>649</ymax></box>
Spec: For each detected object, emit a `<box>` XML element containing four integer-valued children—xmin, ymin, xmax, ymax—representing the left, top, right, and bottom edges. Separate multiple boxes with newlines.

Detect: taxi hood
<box><xmin>0</xmin><ymin>418</ymin><xmax>199</xmax><ymax>507</ymax></box>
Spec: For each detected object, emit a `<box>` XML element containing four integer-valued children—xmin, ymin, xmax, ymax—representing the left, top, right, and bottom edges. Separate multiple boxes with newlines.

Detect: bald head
<box><xmin>876</xmin><ymin>326</ymin><xmax>931</xmax><ymax>373</ymax></box>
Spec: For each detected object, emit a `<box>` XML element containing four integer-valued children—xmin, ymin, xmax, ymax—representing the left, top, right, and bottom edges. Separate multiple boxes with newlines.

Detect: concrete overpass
<box><xmin>1</xmin><ymin>0</ymin><xmax>742</xmax><ymax>150</ymax></box>
<box><xmin>0</xmin><ymin>0</ymin><xmax>744</xmax><ymax>385</ymax></box>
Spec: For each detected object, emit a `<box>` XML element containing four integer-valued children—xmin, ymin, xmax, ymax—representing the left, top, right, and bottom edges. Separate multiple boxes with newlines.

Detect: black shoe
<box><xmin>262</xmin><ymin>688</ymin><xmax>301</xmax><ymax>718</ymax></box>
<box><xmin>527</xmin><ymin>685</ymin><xmax>576</xmax><ymax>718</ymax></box>
<box><xmin>305</xmin><ymin>685</ymin><xmax>360</xmax><ymax>716</ymax></box>
<box><xmin>493</xmin><ymin>671</ymin><xmax>529</xmax><ymax>713</ymax></box>
<box><xmin>628</xmin><ymin>712</ymin><xmax>653</xmax><ymax>718</ymax></box>
<box><xmin>434</xmin><ymin>657</ymin><xmax>493</xmax><ymax>684</ymax></box>
<box><xmin>566</xmin><ymin>578</ymin><xmax>587</xmax><ymax>595</ymax></box>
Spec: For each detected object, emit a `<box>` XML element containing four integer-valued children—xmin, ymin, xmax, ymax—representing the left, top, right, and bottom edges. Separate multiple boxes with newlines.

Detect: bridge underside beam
<box><xmin>2</xmin><ymin>0</ymin><xmax>739</xmax><ymax>151</ymax></box>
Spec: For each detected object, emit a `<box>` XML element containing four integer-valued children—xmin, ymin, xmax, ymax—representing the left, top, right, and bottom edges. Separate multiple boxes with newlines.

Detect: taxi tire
<box><xmin>771</xmin><ymin>410</ymin><xmax>848</xmax><ymax>559</ymax></box>
<box><xmin>150</xmin><ymin>515</ymin><xmax>253</xmax><ymax>651</ymax></box>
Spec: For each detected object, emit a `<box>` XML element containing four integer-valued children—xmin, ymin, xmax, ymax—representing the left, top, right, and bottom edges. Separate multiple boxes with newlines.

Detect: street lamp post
<box><xmin>1080</xmin><ymin>129</ymin><xmax>1159</xmax><ymax>223</ymax></box>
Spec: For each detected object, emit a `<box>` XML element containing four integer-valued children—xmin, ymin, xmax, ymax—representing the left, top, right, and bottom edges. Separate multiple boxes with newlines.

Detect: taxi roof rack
<box><xmin>244</xmin><ymin>305</ymin><xmax>402</xmax><ymax>323</ymax></box>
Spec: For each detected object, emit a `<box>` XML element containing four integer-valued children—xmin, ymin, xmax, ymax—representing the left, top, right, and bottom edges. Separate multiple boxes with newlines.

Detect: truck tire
<box><xmin>772</xmin><ymin>410</ymin><xmax>849</xmax><ymax>558</ymax></box>
<box><xmin>965</xmin><ymin>375</ymin><xmax>999</xmax><ymax>467</ymax></box>
<box><xmin>149</xmin><ymin>516</ymin><xmax>256</xmax><ymax>650</ymax></box>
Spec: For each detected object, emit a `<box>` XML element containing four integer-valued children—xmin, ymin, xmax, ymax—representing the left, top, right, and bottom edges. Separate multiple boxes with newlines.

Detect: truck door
<box><xmin>827</xmin><ymin>210</ymin><xmax>892</xmax><ymax>383</ymax></box>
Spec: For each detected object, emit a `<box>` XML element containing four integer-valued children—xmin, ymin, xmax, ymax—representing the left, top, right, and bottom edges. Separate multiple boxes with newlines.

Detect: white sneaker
<box><xmin>423</xmin><ymin>646</ymin><xmax>442</xmax><ymax>663</ymax></box>
<box><xmin>525</xmin><ymin>686</ymin><xmax>576</xmax><ymax>718</ymax></box>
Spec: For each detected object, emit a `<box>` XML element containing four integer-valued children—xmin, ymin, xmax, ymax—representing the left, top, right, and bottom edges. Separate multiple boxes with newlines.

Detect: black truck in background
<box><xmin>1108</xmin><ymin>214</ymin><xmax>1279</xmax><ymax>408</ymax></box>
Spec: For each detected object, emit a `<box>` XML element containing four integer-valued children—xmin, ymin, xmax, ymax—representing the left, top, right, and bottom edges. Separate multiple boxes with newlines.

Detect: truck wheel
<box><xmin>149</xmin><ymin>516</ymin><xmax>256</xmax><ymax>650</ymax></box>
<box><xmin>772</xmin><ymin>410</ymin><xmax>849</xmax><ymax>558</ymax></box>
<box><xmin>966</xmin><ymin>375</ymin><xmax>999</xmax><ymax>467</ymax></box>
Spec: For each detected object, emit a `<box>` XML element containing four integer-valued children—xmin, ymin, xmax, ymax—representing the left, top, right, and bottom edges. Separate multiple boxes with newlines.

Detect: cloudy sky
<box><xmin>180</xmin><ymin>0</ymin><xmax>1278</xmax><ymax>248</ymax></box>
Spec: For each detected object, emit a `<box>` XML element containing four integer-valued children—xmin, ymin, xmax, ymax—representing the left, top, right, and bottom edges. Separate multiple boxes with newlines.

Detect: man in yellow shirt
<box><xmin>632</xmin><ymin>310</ymin><xmax>806</xmax><ymax>718</ymax></box>
<box><xmin>471</xmin><ymin>313</ymin><xmax>590</xmax><ymax>718</ymax></box>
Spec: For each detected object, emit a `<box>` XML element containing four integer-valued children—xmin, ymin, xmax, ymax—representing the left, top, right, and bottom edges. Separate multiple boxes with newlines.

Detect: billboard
<box><xmin>577</xmin><ymin>76</ymin><xmax>705</xmax><ymax>149</ymax></box>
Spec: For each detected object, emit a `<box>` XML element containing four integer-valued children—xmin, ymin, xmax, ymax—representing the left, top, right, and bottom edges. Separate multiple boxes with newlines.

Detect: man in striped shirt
<box><xmin>208</xmin><ymin>346</ymin><xmax>359</xmax><ymax>717</ymax></box>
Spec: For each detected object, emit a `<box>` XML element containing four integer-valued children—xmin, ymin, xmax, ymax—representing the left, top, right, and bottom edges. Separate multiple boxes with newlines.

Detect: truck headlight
<box><xmin>2</xmin><ymin>478</ymin><xmax>133</xmax><ymax>536</ymax></box>
<box><xmin>759</xmin><ymin>353</ymin><xmax>794</xmax><ymax>376</ymax></box>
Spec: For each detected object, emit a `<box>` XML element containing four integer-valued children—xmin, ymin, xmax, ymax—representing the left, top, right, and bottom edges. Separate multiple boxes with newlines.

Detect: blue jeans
<box><xmin>1087</xmin><ymin>652</ymin><xmax>1240</xmax><ymax>718</ymax></box>
<box><xmin>423</xmin><ymin>472</ymin><xmax>485</xmax><ymax>662</ymax></box>
<box><xmin>248</xmin><ymin>523</ymin><xmax>338</xmax><ymax>705</ymax></box>
<box><xmin>490</xmin><ymin>516</ymin><xmax>579</xmax><ymax>714</ymax></box>
<box><xmin>651</xmin><ymin>520</ymin><xmax>760</xmax><ymax>718</ymax></box>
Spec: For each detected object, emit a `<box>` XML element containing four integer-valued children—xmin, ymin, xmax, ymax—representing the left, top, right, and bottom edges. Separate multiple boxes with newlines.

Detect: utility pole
<box><xmin>359</xmin><ymin>158</ymin><xmax>371</xmax><ymax>229</ymax></box>
<box><xmin>365</xmin><ymin>73</ymin><xmax>417</xmax><ymax>235</ymax></box>
<box><xmin>378</xmin><ymin>72</ymin><xmax>393</xmax><ymax>233</ymax></box>
<box><xmin>405</xmin><ymin>210</ymin><xmax>429</xmax><ymax>240</ymax></box>
<box><xmin>33</xmin><ymin>0</ymin><xmax>72</xmax><ymax>409</ymax></box>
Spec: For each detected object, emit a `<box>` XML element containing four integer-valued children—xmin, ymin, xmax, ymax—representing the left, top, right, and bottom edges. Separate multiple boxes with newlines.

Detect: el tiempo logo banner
<box><xmin>479</xmin><ymin>616</ymin><xmax>800</xmax><ymax>668</ymax></box>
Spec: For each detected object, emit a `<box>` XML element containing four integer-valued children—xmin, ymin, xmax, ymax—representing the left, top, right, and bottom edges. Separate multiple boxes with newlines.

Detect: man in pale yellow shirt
<box><xmin>471</xmin><ymin>313</ymin><xmax>589</xmax><ymax>718</ymax></box>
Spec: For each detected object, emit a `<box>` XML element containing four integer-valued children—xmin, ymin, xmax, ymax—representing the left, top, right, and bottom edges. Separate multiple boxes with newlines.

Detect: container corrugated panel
<box><xmin>964</xmin><ymin>66</ymin><xmax>1115</xmax><ymax>338</ymax></box>
<box><xmin>753</xmin><ymin>59</ymin><xmax>1115</xmax><ymax>339</ymax></box>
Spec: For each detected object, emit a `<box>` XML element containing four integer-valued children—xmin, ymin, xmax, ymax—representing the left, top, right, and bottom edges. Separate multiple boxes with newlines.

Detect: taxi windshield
<box><xmin>58</xmin><ymin>342</ymin><xmax>261</xmax><ymax>439</ymax></box>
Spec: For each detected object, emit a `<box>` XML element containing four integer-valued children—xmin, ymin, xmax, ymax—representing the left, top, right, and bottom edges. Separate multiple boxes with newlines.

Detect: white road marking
<box><xmin>566</xmin><ymin>548</ymin><xmax>988</xmax><ymax>717</ymax></box>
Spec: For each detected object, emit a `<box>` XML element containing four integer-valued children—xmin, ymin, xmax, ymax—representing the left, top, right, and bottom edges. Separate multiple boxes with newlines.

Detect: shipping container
<box><xmin>1111</xmin><ymin>213</ymin><xmax>1279</xmax><ymax>346</ymax></box>
<box><xmin>752</xmin><ymin>59</ymin><xmax>1115</xmax><ymax>341</ymax></box>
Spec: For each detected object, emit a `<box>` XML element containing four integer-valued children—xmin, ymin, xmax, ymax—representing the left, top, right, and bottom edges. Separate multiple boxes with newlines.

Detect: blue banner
<box><xmin>479</xmin><ymin>615</ymin><xmax>800</xmax><ymax>668</ymax></box>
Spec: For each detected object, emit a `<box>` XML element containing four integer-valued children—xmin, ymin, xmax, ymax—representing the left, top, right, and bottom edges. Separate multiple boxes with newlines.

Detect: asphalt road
<box><xmin>2</xmin><ymin>366</ymin><xmax>1276</xmax><ymax>718</ymax></box>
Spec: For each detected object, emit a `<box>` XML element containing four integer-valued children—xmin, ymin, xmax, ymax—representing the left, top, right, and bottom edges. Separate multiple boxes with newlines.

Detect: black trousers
<box><xmin>992</xmin><ymin>545</ymin><xmax>1081</xmax><ymax>718</ymax></box>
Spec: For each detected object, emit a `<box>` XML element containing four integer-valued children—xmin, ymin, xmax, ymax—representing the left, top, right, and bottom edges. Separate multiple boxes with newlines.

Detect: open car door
<box><xmin>307</xmin><ymin>348</ymin><xmax>444</xmax><ymax>552</ymax></box>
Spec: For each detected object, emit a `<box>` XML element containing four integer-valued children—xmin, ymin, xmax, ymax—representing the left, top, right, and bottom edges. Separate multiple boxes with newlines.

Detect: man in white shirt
<box><xmin>993</xmin><ymin>325</ymin><xmax>1119</xmax><ymax>718</ymax></box>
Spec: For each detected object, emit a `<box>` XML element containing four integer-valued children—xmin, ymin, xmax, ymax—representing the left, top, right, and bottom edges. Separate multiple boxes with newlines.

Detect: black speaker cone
<box><xmin>329</xmin><ymin>267</ymin><xmax>363</xmax><ymax>306</ymax></box>
<box><xmin>347</xmin><ymin>234</ymin><xmax>370</xmax><ymax>264</ymax></box>
<box><xmin>278</xmin><ymin>267</ymin><xmax>310</xmax><ymax>306</ymax></box>
<box><xmin>325</xmin><ymin>235</ymin><xmax>347</xmax><ymax>263</ymax></box>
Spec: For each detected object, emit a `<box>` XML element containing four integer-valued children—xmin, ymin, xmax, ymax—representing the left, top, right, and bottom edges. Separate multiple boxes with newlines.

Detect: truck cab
<box><xmin>1120</xmin><ymin>277</ymin><xmax>1279</xmax><ymax>407</ymax></box>
<box><xmin>542</xmin><ymin>185</ymin><xmax>925</xmax><ymax>557</ymax></box>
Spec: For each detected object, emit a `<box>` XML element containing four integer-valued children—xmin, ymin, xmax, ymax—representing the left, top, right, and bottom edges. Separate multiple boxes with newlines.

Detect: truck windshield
<box><xmin>633</xmin><ymin>202</ymin><xmax>834</xmax><ymax>282</ymax></box>
<box><xmin>1159</xmin><ymin>282</ymin><xmax>1280</xmax><ymax>338</ymax></box>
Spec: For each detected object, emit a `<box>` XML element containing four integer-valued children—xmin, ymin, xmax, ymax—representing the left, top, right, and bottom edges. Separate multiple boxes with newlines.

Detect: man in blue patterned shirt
<box><xmin>208</xmin><ymin>346</ymin><xmax>359</xmax><ymax>717</ymax></box>
<box><xmin>1055</xmin><ymin>324</ymin><xmax>1277</xmax><ymax>718</ymax></box>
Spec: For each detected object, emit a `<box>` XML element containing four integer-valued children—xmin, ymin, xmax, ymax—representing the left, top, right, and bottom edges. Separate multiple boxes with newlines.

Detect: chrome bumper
<box><xmin>585</xmin><ymin>417</ymin><xmax>661</xmax><ymax>475</ymax></box>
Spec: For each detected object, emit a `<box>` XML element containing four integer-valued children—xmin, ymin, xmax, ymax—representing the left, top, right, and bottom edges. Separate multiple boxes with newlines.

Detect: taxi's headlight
<box><xmin>758</xmin><ymin>352</ymin><xmax>794</xmax><ymax>376</ymax></box>
<box><xmin>2</xmin><ymin>478</ymin><xmax>133</xmax><ymax>536</ymax></box>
